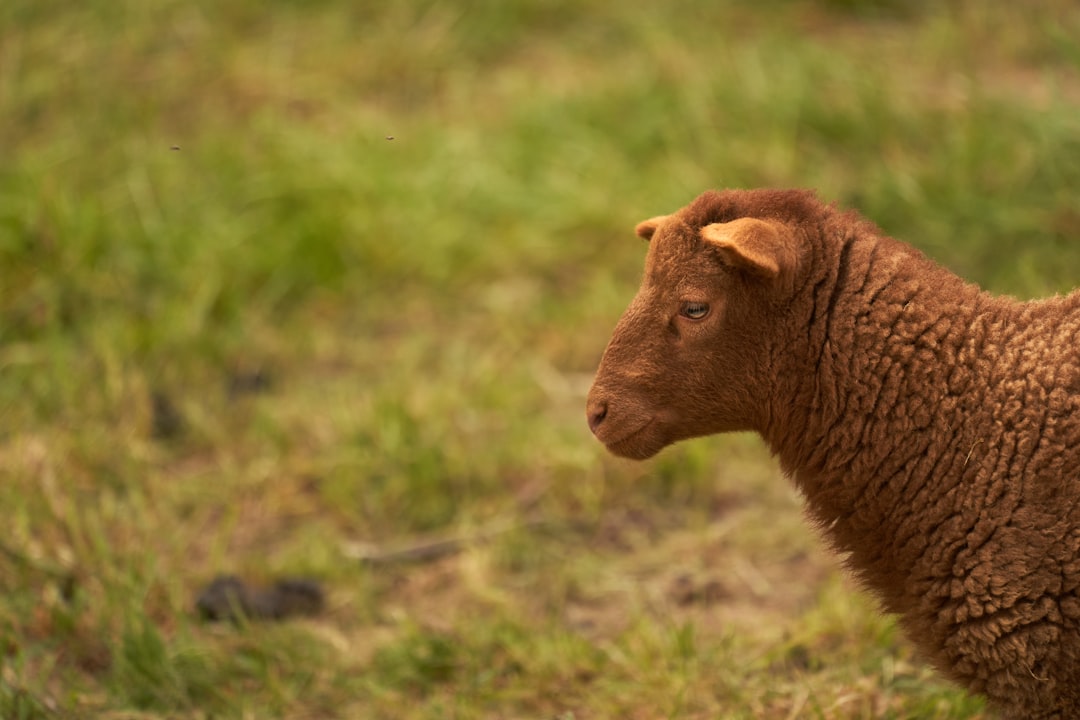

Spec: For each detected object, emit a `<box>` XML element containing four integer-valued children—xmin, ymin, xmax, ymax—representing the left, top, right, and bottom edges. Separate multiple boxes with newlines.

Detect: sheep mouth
<box><xmin>602</xmin><ymin>419</ymin><xmax>664</xmax><ymax>460</ymax></box>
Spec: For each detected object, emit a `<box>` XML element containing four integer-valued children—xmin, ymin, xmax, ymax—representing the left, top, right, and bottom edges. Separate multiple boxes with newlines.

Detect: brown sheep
<box><xmin>585</xmin><ymin>188</ymin><xmax>1080</xmax><ymax>719</ymax></box>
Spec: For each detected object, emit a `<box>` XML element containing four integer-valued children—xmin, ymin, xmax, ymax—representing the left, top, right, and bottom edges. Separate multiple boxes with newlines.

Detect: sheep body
<box><xmin>586</xmin><ymin>189</ymin><xmax>1080</xmax><ymax>718</ymax></box>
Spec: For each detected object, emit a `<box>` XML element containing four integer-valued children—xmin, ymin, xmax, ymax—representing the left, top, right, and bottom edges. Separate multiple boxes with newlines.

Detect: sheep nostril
<box><xmin>587</xmin><ymin>401</ymin><xmax>608</xmax><ymax>434</ymax></box>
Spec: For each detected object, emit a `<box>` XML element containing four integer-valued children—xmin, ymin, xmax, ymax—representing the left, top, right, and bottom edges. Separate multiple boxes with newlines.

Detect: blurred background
<box><xmin>2</xmin><ymin>0</ymin><xmax>1078</xmax><ymax>717</ymax></box>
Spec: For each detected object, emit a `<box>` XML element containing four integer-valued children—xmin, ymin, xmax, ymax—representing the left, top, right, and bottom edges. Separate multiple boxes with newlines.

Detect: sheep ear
<box><xmin>635</xmin><ymin>215</ymin><xmax>669</xmax><ymax>241</ymax></box>
<box><xmin>700</xmin><ymin>218</ymin><xmax>795</xmax><ymax>279</ymax></box>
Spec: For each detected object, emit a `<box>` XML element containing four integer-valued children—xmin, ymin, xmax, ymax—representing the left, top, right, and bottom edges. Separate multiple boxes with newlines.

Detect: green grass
<box><xmin>2</xmin><ymin>0</ymin><xmax>1079</xmax><ymax>717</ymax></box>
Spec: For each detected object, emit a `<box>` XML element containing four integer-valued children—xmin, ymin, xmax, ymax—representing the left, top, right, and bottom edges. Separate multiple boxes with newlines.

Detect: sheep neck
<box><xmin>761</xmin><ymin>229</ymin><xmax>1029</xmax><ymax>608</ymax></box>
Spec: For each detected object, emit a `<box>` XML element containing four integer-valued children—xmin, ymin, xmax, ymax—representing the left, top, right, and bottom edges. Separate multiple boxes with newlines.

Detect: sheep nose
<box><xmin>586</xmin><ymin>399</ymin><xmax>608</xmax><ymax>435</ymax></box>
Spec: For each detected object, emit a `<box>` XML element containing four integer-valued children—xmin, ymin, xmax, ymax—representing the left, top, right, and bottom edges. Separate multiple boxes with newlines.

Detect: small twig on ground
<box><xmin>343</xmin><ymin>516</ymin><xmax>553</xmax><ymax>566</ymax></box>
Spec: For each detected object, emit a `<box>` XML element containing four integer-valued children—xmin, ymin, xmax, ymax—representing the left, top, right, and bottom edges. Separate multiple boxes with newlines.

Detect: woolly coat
<box><xmin>586</xmin><ymin>189</ymin><xmax>1080</xmax><ymax>719</ymax></box>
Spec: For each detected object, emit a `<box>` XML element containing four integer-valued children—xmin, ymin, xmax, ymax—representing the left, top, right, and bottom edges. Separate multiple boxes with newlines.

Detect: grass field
<box><xmin>2</xmin><ymin>0</ymin><xmax>1080</xmax><ymax>717</ymax></box>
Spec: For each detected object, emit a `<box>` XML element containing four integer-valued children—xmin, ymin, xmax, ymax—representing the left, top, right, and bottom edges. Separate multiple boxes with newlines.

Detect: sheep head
<box><xmin>587</xmin><ymin>196</ymin><xmax>803</xmax><ymax>460</ymax></box>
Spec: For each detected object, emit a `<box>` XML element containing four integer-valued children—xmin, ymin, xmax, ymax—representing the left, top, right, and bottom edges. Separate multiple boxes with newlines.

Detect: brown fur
<box><xmin>586</xmin><ymin>188</ymin><xmax>1080</xmax><ymax>719</ymax></box>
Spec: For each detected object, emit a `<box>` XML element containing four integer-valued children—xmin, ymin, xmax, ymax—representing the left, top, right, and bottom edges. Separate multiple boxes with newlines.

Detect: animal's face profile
<box><xmin>586</xmin><ymin>212</ymin><xmax>800</xmax><ymax>459</ymax></box>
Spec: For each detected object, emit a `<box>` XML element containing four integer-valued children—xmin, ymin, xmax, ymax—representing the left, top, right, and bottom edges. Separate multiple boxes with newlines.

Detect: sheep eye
<box><xmin>680</xmin><ymin>302</ymin><xmax>709</xmax><ymax>320</ymax></box>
